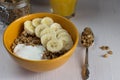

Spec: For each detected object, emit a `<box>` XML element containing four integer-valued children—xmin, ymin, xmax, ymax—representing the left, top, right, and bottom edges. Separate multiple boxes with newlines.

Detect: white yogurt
<box><xmin>14</xmin><ymin>44</ymin><xmax>46</xmax><ymax>60</ymax></box>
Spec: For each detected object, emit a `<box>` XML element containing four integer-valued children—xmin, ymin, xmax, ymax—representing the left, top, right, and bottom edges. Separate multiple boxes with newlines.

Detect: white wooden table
<box><xmin>0</xmin><ymin>0</ymin><xmax>120</xmax><ymax>80</ymax></box>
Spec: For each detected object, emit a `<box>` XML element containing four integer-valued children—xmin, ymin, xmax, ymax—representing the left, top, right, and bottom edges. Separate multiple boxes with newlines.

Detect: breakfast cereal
<box><xmin>11</xmin><ymin>17</ymin><xmax>73</xmax><ymax>60</ymax></box>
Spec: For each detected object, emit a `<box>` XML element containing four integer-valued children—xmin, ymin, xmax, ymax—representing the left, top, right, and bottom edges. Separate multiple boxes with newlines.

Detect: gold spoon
<box><xmin>81</xmin><ymin>27</ymin><xmax>94</xmax><ymax>80</ymax></box>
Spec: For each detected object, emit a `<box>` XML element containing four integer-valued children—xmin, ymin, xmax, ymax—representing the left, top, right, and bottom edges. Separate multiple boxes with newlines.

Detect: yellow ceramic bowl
<box><xmin>3</xmin><ymin>13</ymin><xmax>79</xmax><ymax>72</ymax></box>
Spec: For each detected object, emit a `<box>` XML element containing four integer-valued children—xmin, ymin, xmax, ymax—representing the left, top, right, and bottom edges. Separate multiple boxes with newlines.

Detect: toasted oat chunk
<box><xmin>102</xmin><ymin>54</ymin><xmax>109</xmax><ymax>58</ymax></box>
<box><xmin>100</xmin><ymin>46</ymin><xmax>109</xmax><ymax>50</ymax></box>
<box><xmin>107</xmin><ymin>50</ymin><xmax>113</xmax><ymax>55</ymax></box>
<box><xmin>11</xmin><ymin>31</ymin><xmax>41</xmax><ymax>52</ymax></box>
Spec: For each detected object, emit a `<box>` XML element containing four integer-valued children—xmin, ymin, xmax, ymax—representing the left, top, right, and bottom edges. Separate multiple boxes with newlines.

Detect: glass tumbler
<box><xmin>50</xmin><ymin>0</ymin><xmax>77</xmax><ymax>18</ymax></box>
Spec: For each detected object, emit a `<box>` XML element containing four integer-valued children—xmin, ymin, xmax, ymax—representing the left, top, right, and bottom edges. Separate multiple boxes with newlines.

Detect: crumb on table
<box><xmin>102</xmin><ymin>54</ymin><xmax>109</xmax><ymax>58</ymax></box>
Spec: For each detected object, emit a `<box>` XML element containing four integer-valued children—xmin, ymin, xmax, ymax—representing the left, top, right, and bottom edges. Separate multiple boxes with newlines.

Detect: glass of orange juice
<box><xmin>50</xmin><ymin>0</ymin><xmax>77</xmax><ymax>18</ymax></box>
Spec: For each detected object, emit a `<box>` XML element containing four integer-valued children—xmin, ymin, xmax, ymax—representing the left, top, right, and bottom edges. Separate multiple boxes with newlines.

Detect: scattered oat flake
<box><xmin>100</xmin><ymin>46</ymin><xmax>109</xmax><ymax>50</ymax></box>
<box><xmin>102</xmin><ymin>54</ymin><xmax>109</xmax><ymax>58</ymax></box>
<box><xmin>107</xmin><ymin>50</ymin><xmax>113</xmax><ymax>55</ymax></box>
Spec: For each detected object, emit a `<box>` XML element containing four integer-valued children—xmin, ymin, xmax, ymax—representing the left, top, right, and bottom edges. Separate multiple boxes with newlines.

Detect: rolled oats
<box><xmin>12</xmin><ymin>30</ymin><xmax>67</xmax><ymax>59</ymax></box>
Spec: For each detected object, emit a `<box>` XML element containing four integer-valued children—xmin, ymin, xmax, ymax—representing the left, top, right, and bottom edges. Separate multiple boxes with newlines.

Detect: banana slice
<box><xmin>55</xmin><ymin>29</ymin><xmax>67</xmax><ymax>36</ymax></box>
<box><xmin>24</xmin><ymin>20</ymin><xmax>35</xmax><ymax>35</ymax></box>
<box><xmin>65</xmin><ymin>39</ymin><xmax>73</xmax><ymax>50</ymax></box>
<box><xmin>50</xmin><ymin>23</ymin><xmax>62</xmax><ymax>31</ymax></box>
<box><xmin>32</xmin><ymin>18</ymin><xmax>42</xmax><ymax>27</ymax></box>
<box><xmin>40</xmin><ymin>27</ymin><xmax>56</xmax><ymax>37</ymax></box>
<box><xmin>41</xmin><ymin>33</ymin><xmax>56</xmax><ymax>47</ymax></box>
<box><xmin>41</xmin><ymin>17</ymin><xmax>54</xmax><ymax>26</ymax></box>
<box><xmin>59</xmin><ymin>36</ymin><xmax>73</xmax><ymax>50</ymax></box>
<box><xmin>57</xmin><ymin>31</ymin><xmax>70</xmax><ymax>39</ymax></box>
<box><xmin>35</xmin><ymin>24</ymin><xmax>48</xmax><ymax>38</ymax></box>
<box><xmin>47</xmin><ymin>39</ymin><xmax>63</xmax><ymax>52</ymax></box>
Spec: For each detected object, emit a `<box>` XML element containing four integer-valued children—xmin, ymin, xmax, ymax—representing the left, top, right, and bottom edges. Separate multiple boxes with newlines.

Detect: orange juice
<box><xmin>50</xmin><ymin>0</ymin><xmax>77</xmax><ymax>18</ymax></box>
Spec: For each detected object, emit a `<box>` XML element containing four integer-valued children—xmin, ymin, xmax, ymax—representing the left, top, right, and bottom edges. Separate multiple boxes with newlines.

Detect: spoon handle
<box><xmin>83</xmin><ymin>48</ymin><xmax>90</xmax><ymax>80</ymax></box>
<box><xmin>85</xmin><ymin>48</ymin><xmax>89</xmax><ymax>66</ymax></box>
